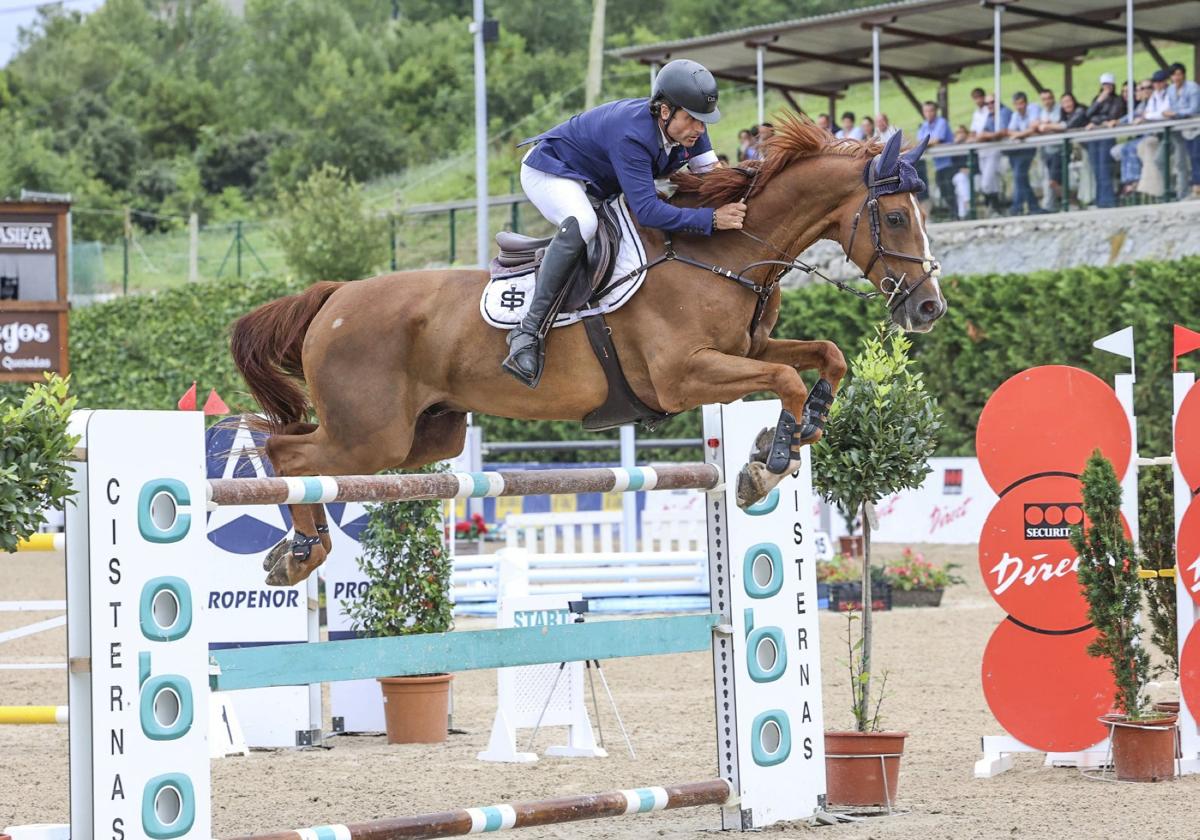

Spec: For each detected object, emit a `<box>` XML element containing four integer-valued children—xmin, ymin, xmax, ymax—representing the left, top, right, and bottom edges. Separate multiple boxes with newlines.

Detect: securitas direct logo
<box><xmin>1022</xmin><ymin>502</ymin><xmax>1083</xmax><ymax>540</ymax></box>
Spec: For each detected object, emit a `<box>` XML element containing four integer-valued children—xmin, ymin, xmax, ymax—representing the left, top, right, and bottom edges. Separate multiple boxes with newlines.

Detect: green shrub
<box><xmin>1072</xmin><ymin>450</ymin><xmax>1149</xmax><ymax>719</ymax></box>
<box><xmin>0</xmin><ymin>375</ymin><xmax>79</xmax><ymax>549</ymax></box>
<box><xmin>273</xmin><ymin>164</ymin><xmax>388</xmax><ymax>282</ymax></box>
<box><xmin>1138</xmin><ymin>465</ymin><xmax>1178</xmax><ymax>678</ymax></box>
<box><xmin>346</xmin><ymin>469</ymin><xmax>452</xmax><ymax>642</ymax></box>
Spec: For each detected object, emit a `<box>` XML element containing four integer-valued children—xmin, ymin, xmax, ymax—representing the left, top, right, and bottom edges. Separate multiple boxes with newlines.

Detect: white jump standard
<box><xmin>64</xmin><ymin>402</ymin><xmax>825</xmax><ymax>840</ymax></box>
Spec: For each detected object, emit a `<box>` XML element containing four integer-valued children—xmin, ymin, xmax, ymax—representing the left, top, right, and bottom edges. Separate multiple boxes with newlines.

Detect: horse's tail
<box><xmin>230</xmin><ymin>281</ymin><xmax>340</xmax><ymax>431</ymax></box>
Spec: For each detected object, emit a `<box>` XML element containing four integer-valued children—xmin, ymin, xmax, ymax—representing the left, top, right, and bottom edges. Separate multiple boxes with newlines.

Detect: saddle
<box><xmin>490</xmin><ymin>203</ymin><xmax>618</xmax><ymax>312</ymax></box>
<box><xmin>489</xmin><ymin>201</ymin><xmax>672</xmax><ymax>432</ymax></box>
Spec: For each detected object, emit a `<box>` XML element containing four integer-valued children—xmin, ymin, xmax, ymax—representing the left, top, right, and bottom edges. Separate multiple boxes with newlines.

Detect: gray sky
<box><xmin>0</xmin><ymin>0</ymin><xmax>105</xmax><ymax>67</ymax></box>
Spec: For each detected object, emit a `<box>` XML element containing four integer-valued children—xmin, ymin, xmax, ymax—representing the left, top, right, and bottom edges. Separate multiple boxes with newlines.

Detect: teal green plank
<box><xmin>211</xmin><ymin>613</ymin><xmax>720</xmax><ymax>692</ymax></box>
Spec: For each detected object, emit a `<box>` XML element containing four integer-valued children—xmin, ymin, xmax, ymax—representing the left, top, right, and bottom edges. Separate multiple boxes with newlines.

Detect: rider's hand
<box><xmin>714</xmin><ymin>202</ymin><xmax>747</xmax><ymax>231</ymax></box>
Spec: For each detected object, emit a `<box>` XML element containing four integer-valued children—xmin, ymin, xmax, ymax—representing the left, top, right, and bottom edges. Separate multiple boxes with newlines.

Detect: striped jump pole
<box><xmin>0</xmin><ymin>705</ymin><xmax>68</xmax><ymax>725</ymax></box>
<box><xmin>207</xmin><ymin>465</ymin><xmax>721</xmax><ymax>507</ymax></box>
<box><xmin>225</xmin><ymin>780</ymin><xmax>733</xmax><ymax>840</ymax></box>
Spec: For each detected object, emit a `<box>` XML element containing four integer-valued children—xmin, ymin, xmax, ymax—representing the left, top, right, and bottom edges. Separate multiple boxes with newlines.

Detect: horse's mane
<box><xmin>671</xmin><ymin>112</ymin><xmax>883</xmax><ymax>207</ymax></box>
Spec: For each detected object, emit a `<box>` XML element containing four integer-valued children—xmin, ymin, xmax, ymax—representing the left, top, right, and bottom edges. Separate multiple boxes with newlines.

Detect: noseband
<box><xmin>845</xmin><ymin>172</ymin><xmax>941</xmax><ymax>314</ymax></box>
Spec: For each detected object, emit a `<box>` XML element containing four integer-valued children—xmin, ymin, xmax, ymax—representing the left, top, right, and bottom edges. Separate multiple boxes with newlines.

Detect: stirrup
<box><xmin>501</xmin><ymin>329</ymin><xmax>546</xmax><ymax>388</ymax></box>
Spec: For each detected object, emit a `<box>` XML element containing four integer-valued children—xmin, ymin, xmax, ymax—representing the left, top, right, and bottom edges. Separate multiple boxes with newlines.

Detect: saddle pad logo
<box><xmin>481</xmin><ymin>195</ymin><xmax>648</xmax><ymax>330</ymax></box>
<box><xmin>499</xmin><ymin>284</ymin><xmax>527</xmax><ymax>312</ymax></box>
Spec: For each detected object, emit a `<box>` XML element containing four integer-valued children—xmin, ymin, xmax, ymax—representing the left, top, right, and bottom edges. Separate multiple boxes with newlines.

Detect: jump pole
<box><xmin>0</xmin><ymin>705</ymin><xmax>68</xmax><ymax>724</ymax></box>
<box><xmin>65</xmin><ymin>404</ymin><xmax>826</xmax><ymax>840</ymax></box>
<box><xmin>226</xmin><ymin>780</ymin><xmax>733</xmax><ymax>840</ymax></box>
<box><xmin>207</xmin><ymin>464</ymin><xmax>722</xmax><ymax>506</ymax></box>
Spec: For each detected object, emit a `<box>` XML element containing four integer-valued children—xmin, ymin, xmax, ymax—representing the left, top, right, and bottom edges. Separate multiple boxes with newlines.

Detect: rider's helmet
<box><xmin>651</xmin><ymin>59</ymin><xmax>720</xmax><ymax>124</ymax></box>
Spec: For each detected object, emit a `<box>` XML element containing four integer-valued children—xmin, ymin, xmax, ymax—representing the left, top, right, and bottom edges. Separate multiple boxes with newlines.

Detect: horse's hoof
<box><xmin>264</xmin><ymin>555</ymin><xmax>298</xmax><ymax>587</ymax></box>
<box><xmin>736</xmin><ymin>462</ymin><xmax>771</xmax><ymax>509</ymax></box>
<box><xmin>264</xmin><ymin>538</ymin><xmax>289</xmax><ymax>572</ymax></box>
<box><xmin>748</xmin><ymin>426</ymin><xmax>774</xmax><ymax>464</ymax></box>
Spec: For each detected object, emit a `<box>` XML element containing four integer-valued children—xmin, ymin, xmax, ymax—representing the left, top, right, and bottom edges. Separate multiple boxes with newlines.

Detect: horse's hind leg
<box><xmin>261</xmin><ymin>414</ymin><xmax>420</xmax><ymax>586</ymax></box>
<box><xmin>397</xmin><ymin>410</ymin><xmax>468</xmax><ymax>469</ymax></box>
<box><xmin>261</xmin><ymin>422</ymin><xmax>331</xmax><ymax>574</ymax></box>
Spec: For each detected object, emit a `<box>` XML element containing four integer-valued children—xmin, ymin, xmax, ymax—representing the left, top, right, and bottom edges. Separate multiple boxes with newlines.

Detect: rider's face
<box><xmin>660</xmin><ymin>104</ymin><xmax>707</xmax><ymax>147</ymax></box>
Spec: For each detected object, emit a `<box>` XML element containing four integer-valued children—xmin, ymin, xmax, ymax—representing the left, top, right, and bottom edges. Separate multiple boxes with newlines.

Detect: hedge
<box><xmin>2</xmin><ymin>257</ymin><xmax>1195</xmax><ymax>459</ymax></box>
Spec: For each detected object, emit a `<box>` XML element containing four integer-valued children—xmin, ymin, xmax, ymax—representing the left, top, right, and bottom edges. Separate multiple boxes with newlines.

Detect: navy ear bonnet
<box><xmin>865</xmin><ymin>130</ymin><xmax>928</xmax><ymax>197</ymax></box>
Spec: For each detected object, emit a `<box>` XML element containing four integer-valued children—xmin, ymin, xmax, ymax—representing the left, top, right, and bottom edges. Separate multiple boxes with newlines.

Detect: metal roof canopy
<box><xmin>610</xmin><ymin>0</ymin><xmax>1200</xmax><ymax>121</ymax></box>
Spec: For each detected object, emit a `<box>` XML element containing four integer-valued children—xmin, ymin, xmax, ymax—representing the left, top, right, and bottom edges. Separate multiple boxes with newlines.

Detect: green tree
<box><xmin>1071</xmin><ymin>450</ymin><xmax>1149</xmax><ymax>719</ymax></box>
<box><xmin>273</xmin><ymin>164</ymin><xmax>387</xmax><ymax>282</ymax></box>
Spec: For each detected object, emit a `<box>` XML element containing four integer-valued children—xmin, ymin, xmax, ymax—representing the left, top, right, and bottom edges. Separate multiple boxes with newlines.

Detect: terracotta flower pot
<box><xmin>890</xmin><ymin>587</ymin><xmax>944</xmax><ymax>608</ymax></box>
<box><xmin>379</xmin><ymin>674</ymin><xmax>452</xmax><ymax>744</ymax></box>
<box><xmin>1100</xmin><ymin>713</ymin><xmax>1177</xmax><ymax>782</ymax></box>
<box><xmin>824</xmin><ymin>731</ymin><xmax>907</xmax><ymax>807</ymax></box>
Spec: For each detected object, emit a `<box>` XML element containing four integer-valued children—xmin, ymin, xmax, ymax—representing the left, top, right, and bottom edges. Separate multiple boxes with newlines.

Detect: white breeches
<box><xmin>520</xmin><ymin>162</ymin><xmax>599</xmax><ymax>242</ymax></box>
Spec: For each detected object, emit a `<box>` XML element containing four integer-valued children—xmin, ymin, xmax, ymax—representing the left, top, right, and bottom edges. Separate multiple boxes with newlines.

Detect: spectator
<box><xmin>836</xmin><ymin>111</ymin><xmax>863</xmax><ymax>140</ymax></box>
<box><xmin>1083</xmin><ymin>72</ymin><xmax>1127</xmax><ymax>207</ymax></box>
<box><xmin>737</xmin><ymin>129</ymin><xmax>754</xmax><ymax>162</ymax></box>
<box><xmin>1133</xmin><ymin>69</ymin><xmax>1172</xmax><ymax>198</ymax></box>
<box><xmin>970</xmin><ymin>93</ymin><xmax>1012</xmax><ymax>214</ymax></box>
<box><xmin>1163</xmin><ymin>62</ymin><xmax>1200</xmax><ymax>199</ymax></box>
<box><xmin>744</xmin><ymin>125</ymin><xmax>761</xmax><ymax>160</ymax></box>
<box><xmin>949</xmin><ymin>125</ymin><xmax>973</xmax><ymax>219</ymax></box>
<box><xmin>1033</xmin><ymin>89</ymin><xmax>1062</xmax><ymax>208</ymax></box>
<box><xmin>1005</xmin><ymin>91</ymin><xmax>1043</xmax><ymax>214</ymax></box>
<box><xmin>876</xmin><ymin>113</ymin><xmax>896</xmax><ymax>141</ymax></box>
<box><xmin>758</xmin><ymin>122</ymin><xmax>776</xmax><ymax>142</ymax></box>
<box><xmin>1116</xmin><ymin>79</ymin><xmax>1152</xmax><ymax>197</ymax></box>
<box><xmin>1038</xmin><ymin>92</ymin><xmax>1089</xmax><ymax>208</ymax></box>
<box><xmin>716</xmin><ymin>153</ymin><xmax>730</xmax><ymax>166</ymax></box>
<box><xmin>816</xmin><ymin>113</ymin><xmax>833</xmax><ymax>134</ymax></box>
<box><xmin>917</xmin><ymin>100</ymin><xmax>955</xmax><ymax>216</ymax></box>
<box><xmin>967</xmin><ymin>87</ymin><xmax>988</xmax><ymax>136</ymax></box>
<box><xmin>860</xmin><ymin>115</ymin><xmax>876</xmax><ymax>139</ymax></box>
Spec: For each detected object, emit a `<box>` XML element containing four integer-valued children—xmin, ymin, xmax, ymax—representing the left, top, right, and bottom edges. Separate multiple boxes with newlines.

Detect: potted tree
<box><xmin>345</xmin><ymin>470</ymin><xmax>454</xmax><ymax>744</ymax></box>
<box><xmin>1137</xmin><ymin>466</ymin><xmax>1179</xmax><ymax>716</ymax></box>
<box><xmin>884</xmin><ymin>548</ymin><xmax>964</xmax><ymax>607</ymax></box>
<box><xmin>1072</xmin><ymin>451</ymin><xmax>1177</xmax><ymax>781</ymax></box>
<box><xmin>813</xmin><ymin>327</ymin><xmax>941</xmax><ymax>807</ymax></box>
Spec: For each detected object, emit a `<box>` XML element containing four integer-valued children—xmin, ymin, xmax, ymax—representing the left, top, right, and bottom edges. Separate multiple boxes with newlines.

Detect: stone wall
<box><xmin>785</xmin><ymin>200</ymin><xmax>1200</xmax><ymax>288</ymax></box>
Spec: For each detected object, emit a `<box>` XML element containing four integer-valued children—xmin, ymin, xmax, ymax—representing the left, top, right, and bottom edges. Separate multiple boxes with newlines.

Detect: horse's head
<box><xmin>841</xmin><ymin>130</ymin><xmax>946</xmax><ymax>333</ymax></box>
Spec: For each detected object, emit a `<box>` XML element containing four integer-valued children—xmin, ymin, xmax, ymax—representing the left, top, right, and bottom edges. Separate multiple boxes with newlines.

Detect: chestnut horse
<box><xmin>231</xmin><ymin>116</ymin><xmax>946</xmax><ymax>586</ymax></box>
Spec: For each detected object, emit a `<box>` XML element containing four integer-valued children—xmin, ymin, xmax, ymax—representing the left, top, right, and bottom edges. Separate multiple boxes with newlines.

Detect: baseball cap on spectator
<box><xmin>1099</xmin><ymin>72</ymin><xmax>1116</xmax><ymax>85</ymax></box>
<box><xmin>1152</xmin><ymin>68</ymin><xmax>1170</xmax><ymax>82</ymax></box>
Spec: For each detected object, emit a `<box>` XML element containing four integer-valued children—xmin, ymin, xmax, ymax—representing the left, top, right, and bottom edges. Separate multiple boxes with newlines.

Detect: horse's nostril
<box><xmin>919</xmin><ymin>299</ymin><xmax>941</xmax><ymax>318</ymax></box>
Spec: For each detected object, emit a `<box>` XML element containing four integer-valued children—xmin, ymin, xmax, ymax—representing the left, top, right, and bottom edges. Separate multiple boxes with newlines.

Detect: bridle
<box><xmin>844</xmin><ymin>170</ymin><xmax>941</xmax><ymax>315</ymax></box>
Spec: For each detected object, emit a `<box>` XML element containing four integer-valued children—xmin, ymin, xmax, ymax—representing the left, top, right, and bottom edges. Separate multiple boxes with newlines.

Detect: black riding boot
<box><xmin>501</xmin><ymin>217</ymin><xmax>586</xmax><ymax>388</ymax></box>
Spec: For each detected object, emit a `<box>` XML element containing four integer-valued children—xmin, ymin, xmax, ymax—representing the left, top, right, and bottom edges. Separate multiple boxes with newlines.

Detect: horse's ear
<box><xmin>902</xmin><ymin>134</ymin><xmax>930</xmax><ymax>165</ymax></box>
<box><xmin>872</xmin><ymin>130</ymin><xmax>903</xmax><ymax>181</ymax></box>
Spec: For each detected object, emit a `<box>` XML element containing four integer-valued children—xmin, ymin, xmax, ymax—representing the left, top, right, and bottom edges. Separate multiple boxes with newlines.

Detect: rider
<box><xmin>501</xmin><ymin>58</ymin><xmax>748</xmax><ymax>388</ymax></box>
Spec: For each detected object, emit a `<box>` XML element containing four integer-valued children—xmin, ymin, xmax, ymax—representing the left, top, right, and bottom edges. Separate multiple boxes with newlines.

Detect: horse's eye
<box><xmin>886</xmin><ymin>212</ymin><xmax>905</xmax><ymax>226</ymax></box>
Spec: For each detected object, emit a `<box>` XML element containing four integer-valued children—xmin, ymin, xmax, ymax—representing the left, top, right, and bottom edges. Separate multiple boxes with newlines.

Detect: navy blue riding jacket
<box><xmin>522</xmin><ymin>98</ymin><xmax>716</xmax><ymax>236</ymax></box>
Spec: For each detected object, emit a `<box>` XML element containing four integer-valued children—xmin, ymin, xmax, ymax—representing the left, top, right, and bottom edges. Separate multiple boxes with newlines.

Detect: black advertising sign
<box><xmin>0</xmin><ymin>202</ymin><xmax>70</xmax><ymax>382</ymax></box>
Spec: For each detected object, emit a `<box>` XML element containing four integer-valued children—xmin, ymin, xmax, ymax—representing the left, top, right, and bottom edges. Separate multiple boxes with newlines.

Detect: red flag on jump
<box><xmin>177</xmin><ymin>381</ymin><xmax>197</xmax><ymax>411</ymax></box>
<box><xmin>1174</xmin><ymin>325</ymin><xmax>1200</xmax><ymax>371</ymax></box>
<box><xmin>202</xmin><ymin>389</ymin><xmax>230</xmax><ymax>416</ymax></box>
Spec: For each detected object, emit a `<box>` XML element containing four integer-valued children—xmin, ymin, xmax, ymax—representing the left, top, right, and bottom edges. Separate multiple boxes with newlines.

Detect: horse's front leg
<box><xmin>657</xmin><ymin>348</ymin><xmax>809</xmax><ymax>509</ymax></box>
<box><xmin>753</xmin><ymin>338</ymin><xmax>847</xmax><ymax>445</ymax></box>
